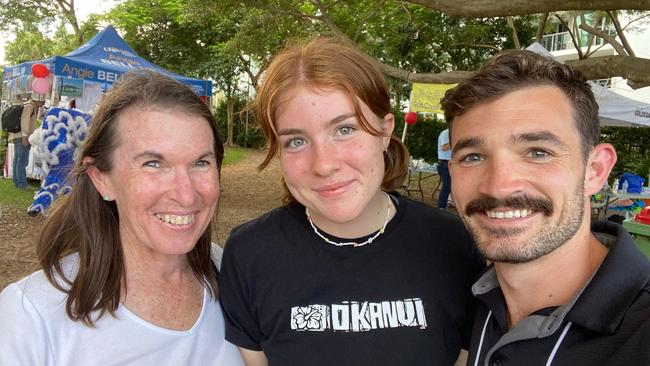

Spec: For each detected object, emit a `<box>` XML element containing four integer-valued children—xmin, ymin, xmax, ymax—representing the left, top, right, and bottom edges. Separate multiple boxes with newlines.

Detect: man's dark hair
<box><xmin>441</xmin><ymin>50</ymin><xmax>599</xmax><ymax>160</ymax></box>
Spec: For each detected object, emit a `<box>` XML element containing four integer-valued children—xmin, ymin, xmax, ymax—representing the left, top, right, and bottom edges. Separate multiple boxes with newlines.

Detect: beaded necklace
<box><xmin>305</xmin><ymin>192</ymin><xmax>392</xmax><ymax>247</ymax></box>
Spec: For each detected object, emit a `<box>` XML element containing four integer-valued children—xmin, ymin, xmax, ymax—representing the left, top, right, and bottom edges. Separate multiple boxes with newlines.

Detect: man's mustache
<box><xmin>465</xmin><ymin>195</ymin><xmax>553</xmax><ymax>216</ymax></box>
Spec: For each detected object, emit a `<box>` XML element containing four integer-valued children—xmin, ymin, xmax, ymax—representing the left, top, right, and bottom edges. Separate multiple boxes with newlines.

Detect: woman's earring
<box><xmin>103</xmin><ymin>194</ymin><xmax>110</xmax><ymax>201</ymax></box>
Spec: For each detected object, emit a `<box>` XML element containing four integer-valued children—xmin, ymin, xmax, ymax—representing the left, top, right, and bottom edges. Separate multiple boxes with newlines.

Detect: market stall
<box><xmin>2</xmin><ymin>25</ymin><xmax>212</xmax><ymax>215</ymax></box>
<box><xmin>2</xmin><ymin>25</ymin><xmax>212</xmax><ymax>112</ymax></box>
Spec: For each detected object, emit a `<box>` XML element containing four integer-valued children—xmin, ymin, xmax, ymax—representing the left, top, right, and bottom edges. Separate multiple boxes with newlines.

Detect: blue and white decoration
<box><xmin>28</xmin><ymin>108</ymin><xmax>91</xmax><ymax>215</ymax></box>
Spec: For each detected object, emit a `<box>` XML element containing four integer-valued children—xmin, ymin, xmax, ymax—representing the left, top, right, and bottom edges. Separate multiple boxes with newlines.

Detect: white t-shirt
<box><xmin>0</xmin><ymin>251</ymin><xmax>243</xmax><ymax>366</ymax></box>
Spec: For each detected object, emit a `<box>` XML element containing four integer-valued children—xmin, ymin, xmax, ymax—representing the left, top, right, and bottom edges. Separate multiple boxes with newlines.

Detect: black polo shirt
<box><xmin>467</xmin><ymin>221</ymin><xmax>650</xmax><ymax>366</ymax></box>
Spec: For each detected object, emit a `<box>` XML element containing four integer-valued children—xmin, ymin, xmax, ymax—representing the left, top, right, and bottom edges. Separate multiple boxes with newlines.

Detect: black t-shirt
<box><xmin>219</xmin><ymin>194</ymin><xmax>486</xmax><ymax>366</ymax></box>
<box><xmin>467</xmin><ymin>221</ymin><xmax>650</xmax><ymax>366</ymax></box>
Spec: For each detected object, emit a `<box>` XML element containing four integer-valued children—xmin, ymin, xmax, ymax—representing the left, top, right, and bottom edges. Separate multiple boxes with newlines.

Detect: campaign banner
<box><xmin>54</xmin><ymin>57</ymin><xmax>121</xmax><ymax>84</ymax></box>
<box><xmin>53</xmin><ymin>57</ymin><xmax>211</xmax><ymax>96</ymax></box>
<box><xmin>409</xmin><ymin>83</ymin><xmax>456</xmax><ymax>114</ymax></box>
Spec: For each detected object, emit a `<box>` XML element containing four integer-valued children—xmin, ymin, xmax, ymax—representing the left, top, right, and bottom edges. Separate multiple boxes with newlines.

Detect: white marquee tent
<box><xmin>590</xmin><ymin>81</ymin><xmax>650</xmax><ymax>127</ymax></box>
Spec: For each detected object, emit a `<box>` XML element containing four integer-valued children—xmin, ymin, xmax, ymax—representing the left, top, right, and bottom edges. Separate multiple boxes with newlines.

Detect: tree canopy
<box><xmin>2</xmin><ymin>0</ymin><xmax>649</xmax><ymax>91</ymax></box>
<box><xmin>2</xmin><ymin>0</ymin><xmax>648</xmax><ymax>160</ymax></box>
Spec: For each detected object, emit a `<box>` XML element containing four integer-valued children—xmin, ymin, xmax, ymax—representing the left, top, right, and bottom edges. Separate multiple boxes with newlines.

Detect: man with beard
<box><xmin>441</xmin><ymin>50</ymin><xmax>650</xmax><ymax>366</ymax></box>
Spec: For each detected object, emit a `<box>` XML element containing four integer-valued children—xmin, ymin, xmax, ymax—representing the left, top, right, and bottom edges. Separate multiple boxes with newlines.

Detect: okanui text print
<box><xmin>290</xmin><ymin>298</ymin><xmax>427</xmax><ymax>332</ymax></box>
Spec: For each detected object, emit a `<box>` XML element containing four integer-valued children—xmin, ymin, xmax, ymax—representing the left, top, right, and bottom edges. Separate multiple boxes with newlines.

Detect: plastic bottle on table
<box><xmin>622</xmin><ymin>180</ymin><xmax>629</xmax><ymax>194</ymax></box>
<box><xmin>612</xmin><ymin>179</ymin><xmax>619</xmax><ymax>194</ymax></box>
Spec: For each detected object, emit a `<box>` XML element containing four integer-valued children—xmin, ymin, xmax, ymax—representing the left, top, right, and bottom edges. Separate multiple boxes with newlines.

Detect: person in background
<box><xmin>437</xmin><ymin>127</ymin><xmax>452</xmax><ymax>209</ymax></box>
<box><xmin>0</xmin><ymin>71</ymin><xmax>243</xmax><ymax>366</ymax></box>
<box><xmin>219</xmin><ymin>37</ymin><xmax>485</xmax><ymax>366</ymax></box>
<box><xmin>441</xmin><ymin>50</ymin><xmax>650</xmax><ymax>365</ymax></box>
<box><xmin>9</xmin><ymin>94</ymin><xmax>44</xmax><ymax>189</ymax></box>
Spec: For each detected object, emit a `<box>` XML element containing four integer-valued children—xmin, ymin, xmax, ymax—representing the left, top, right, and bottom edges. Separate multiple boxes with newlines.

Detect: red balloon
<box><xmin>31</xmin><ymin>63</ymin><xmax>49</xmax><ymax>78</ymax></box>
<box><xmin>405</xmin><ymin>112</ymin><xmax>418</xmax><ymax>125</ymax></box>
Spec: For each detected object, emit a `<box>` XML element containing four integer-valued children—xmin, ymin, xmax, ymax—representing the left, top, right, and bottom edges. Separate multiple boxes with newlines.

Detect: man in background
<box><xmin>437</xmin><ymin>127</ymin><xmax>452</xmax><ymax>209</ymax></box>
<box><xmin>9</xmin><ymin>94</ymin><xmax>44</xmax><ymax>189</ymax></box>
<box><xmin>442</xmin><ymin>50</ymin><xmax>650</xmax><ymax>365</ymax></box>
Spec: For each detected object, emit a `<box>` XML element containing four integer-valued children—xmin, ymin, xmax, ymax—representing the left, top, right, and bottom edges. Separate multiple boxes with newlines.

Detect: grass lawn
<box><xmin>0</xmin><ymin>147</ymin><xmax>249</xmax><ymax>210</ymax></box>
<box><xmin>0</xmin><ymin>179</ymin><xmax>40</xmax><ymax>209</ymax></box>
<box><xmin>223</xmin><ymin>146</ymin><xmax>248</xmax><ymax>166</ymax></box>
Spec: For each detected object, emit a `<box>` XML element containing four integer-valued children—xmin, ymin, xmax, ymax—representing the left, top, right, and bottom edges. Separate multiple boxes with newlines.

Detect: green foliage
<box><xmin>3</xmin><ymin>0</ymin><xmax>649</xmax><ymax>196</ymax></box>
<box><xmin>0</xmin><ymin>134</ymin><xmax>6</xmax><ymax>162</ymax></box>
<box><xmin>224</xmin><ymin>1</ymin><xmax>537</xmax><ymax>111</ymax></box>
<box><xmin>602</xmin><ymin>126</ymin><xmax>650</xmax><ymax>180</ymax></box>
<box><xmin>4</xmin><ymin>25</ymin><xmax>55</xmax><ymax>64</ymax></box>
<box><xmin>184</xmin><ymin>0</ymin><xmax>312</xmax><ymax>87</ymax></box>
<box><xmin>207</xmin><ymin>45</ymin><xmax>242</xmax><ymax>97</ymax></box>
<box><xmin>2</xmin><ymin>0</ymin><xmax>101</xmax><ymax>65</ymax></box>
<box><xmin>0</xmin><ymin>0</ymin><xmax>58</xmax><ymax>32</ymax></box>
<box><xmin>49</xmin><ymin>16</ymin><xmax>101</xmax><ymax>56</ymax></box>
<box><xmin>392</xmin><ymin>112</ymin><xmax>448</xmax><ymax>163</ymax></box>
<box><xmin>106</xmin><ymin>0</ymin><xmax>212</xmax><ymax>78</ymax></box>
<box><xmin>215</xmin><ymin>96</ymin><xmax>266</xmax><ymax>149</ymax></box>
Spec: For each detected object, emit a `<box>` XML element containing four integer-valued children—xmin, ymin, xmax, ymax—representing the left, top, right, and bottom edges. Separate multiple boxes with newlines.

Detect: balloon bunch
<box><xmin>31</xmin><ymin>63</ymin><xmax>52</xmax><ymax>94</ymax></box>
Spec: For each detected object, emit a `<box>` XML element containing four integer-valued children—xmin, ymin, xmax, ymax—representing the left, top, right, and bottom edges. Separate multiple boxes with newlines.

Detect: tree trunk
<box><xmin>226</xmin><ymin>95</ymin><xmax>235</xmax><ymax>147</ymax></box>
<box><xmin>55</xmin><ymin>0</ymin><xmax>83</xmax><ymax>45</ymax></box>
<box><xmin>506</xmin><ymin>16</ymin><xmax>521</xmax><ymax>49</ymax></box>
<box><xmin>579</xmin><ymin>22</ymin><xmax>628</xmax><ymax>56</ymax></box>
<box><xmin>566</xmin><ymin>55</ymin><xmax>650</xmax><ymax>88</ymax></box>
<box><xmin>404</xmin><ymin>0</ymin><xmax>650</xmax><ymax>17</ymax></box>
<box><xmin>535</xmin><ymin>12</ymin><xmax>549</xmax><ymax>43</ymax></box>
<box><xmin>379</xmin><ymin>62</ymin><xmax>474</xmax><ymax>84</ymax></box>
<box><xmin>608</xmin><ymin>11</ymin><xmax>636</xmax><ymax>57</ymax></box>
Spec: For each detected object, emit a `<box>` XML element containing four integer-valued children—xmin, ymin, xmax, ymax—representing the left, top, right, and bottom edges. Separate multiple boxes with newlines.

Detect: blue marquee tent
<box><xmin>3</xmin><ymin>25</ymin><xmax>212</xmax><ymax>97</ymax></box>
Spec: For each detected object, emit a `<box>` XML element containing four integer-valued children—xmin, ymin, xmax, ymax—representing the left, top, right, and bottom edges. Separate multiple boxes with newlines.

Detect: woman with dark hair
<box><xmin>0</xmin><ymin>71</ymin><xmax>243</xmax><ymax>365</ymax></box>
<box><xmin>219</xmin><ymin>38</ymin><xmax>485</xmax><ymax>366</ymax></box>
